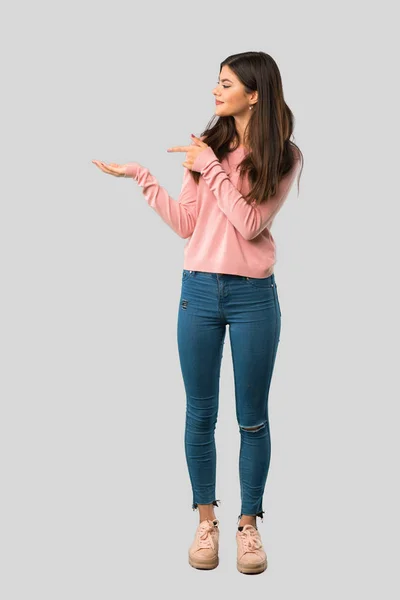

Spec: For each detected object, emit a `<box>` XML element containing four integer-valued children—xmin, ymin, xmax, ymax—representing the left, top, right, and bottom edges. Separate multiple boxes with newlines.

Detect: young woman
<box><xmin>93</xmin><ymin>51</ymin><xmax>303</xmax><ymax>575</ymax></box>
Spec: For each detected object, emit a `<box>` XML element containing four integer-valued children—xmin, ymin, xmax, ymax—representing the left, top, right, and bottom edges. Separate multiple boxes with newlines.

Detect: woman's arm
<box><xmin>124</xmin><ymin>163</ymin><xmax>198</xmax><ymax>239</ymax></box>
<box><xmin>192</xmin><ymin>146</ymin><xmax>301</xmax><ymax>240</ymax></box>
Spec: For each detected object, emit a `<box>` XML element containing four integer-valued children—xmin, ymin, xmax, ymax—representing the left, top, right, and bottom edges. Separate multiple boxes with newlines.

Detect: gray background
<box><xmin>1</xmin><ymin>0</ymin><xmax>399</xmax><ymax>596</ymax></box>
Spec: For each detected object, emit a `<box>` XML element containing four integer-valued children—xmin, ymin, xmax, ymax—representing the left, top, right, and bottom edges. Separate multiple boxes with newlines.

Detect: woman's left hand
<box><xmin>167</xmin><ymin>134</ymin><xmax>209</xmax><ymax>170</ymax></box>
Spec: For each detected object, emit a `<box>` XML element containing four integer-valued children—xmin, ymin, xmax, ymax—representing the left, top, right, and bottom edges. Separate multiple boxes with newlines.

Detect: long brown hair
<box><xmin>190</xmin><ymin>51</ymin><xmax>304</xmax><ymax>206</ymax></box>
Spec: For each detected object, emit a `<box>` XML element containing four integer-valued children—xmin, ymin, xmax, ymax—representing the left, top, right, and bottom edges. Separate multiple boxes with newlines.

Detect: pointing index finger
<box><xmin>167</xmin><ymin>146</ymin><xmax>192</xmax><ymax>152</ymax></box>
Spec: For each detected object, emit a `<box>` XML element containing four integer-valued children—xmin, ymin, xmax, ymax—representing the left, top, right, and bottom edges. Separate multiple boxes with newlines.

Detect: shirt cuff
<box><xmin>192</xmin><ymin>146</ymin><xmax>219</xmax><ymax>173</ymax></box>
<box><xmin>124</xmin><ymin>162</ymin><xmax>141</xmax><ymax>179</ymax></box>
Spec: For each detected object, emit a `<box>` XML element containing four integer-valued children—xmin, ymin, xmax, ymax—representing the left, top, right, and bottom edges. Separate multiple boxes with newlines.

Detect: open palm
<box><xmin>92</xmin><ymin>160</ymin><xmax>128</xmax><ymax>177</ymax></box>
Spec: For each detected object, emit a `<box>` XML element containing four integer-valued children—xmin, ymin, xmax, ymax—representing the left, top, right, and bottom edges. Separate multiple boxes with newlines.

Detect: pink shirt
<box><xmin>124</xmin><ymin>144</ymin><xmax>301</xmax><ymax>278</ymax></box>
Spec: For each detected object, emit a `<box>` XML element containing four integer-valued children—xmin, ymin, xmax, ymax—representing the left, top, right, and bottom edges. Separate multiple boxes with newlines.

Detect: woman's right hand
<box><xmin>92</xmin><ymin>160</ymin><xmax>139</xmax><ymax>178</ymax></box>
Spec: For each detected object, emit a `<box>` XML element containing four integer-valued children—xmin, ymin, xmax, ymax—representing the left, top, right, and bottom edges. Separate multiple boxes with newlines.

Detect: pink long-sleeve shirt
<box><xmin>124</xmin><ymin>144</ymin><xmax>301</xmax><ymax>278</ymax></box>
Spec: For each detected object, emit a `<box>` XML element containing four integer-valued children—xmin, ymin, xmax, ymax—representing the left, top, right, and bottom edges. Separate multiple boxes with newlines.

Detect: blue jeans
<box><xmin>177</xmin><ymin>270</ymin><xmax>282</xmax><ymax>522</ymax></box>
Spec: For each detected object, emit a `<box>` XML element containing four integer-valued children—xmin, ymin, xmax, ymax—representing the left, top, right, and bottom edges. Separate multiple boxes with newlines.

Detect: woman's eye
<box><xmin>216</xmin><ymin>82</ymin><xmax>230</xmax><ymax>88</ymax></box>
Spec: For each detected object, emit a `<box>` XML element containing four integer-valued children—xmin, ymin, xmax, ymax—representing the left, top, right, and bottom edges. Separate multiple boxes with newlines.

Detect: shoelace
<box><xmin>239</xmin><ymin>527</ymin><xmax>263</xmax><ymax>552</ymax></box>
<box><xmin>197</xmin><ymin>521</ymin><xmax>216</xmax><ymax>549</ymax></box>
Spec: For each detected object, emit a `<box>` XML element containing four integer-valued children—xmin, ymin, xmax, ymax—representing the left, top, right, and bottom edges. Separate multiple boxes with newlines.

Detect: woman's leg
<box><xmin>177</xmin><ymin>271</ymin><xmax>227</xmax><ymax>522</ymax></box>
<box><xmin>227</xmin><ymin>273</ymin><xmax>281</xmax><ymax>526</ymax></box>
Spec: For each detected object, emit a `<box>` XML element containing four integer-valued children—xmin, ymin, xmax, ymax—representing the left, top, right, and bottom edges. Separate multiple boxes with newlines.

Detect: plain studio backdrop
<box><xmin>1</xmin><ymin>0</ymin><xmax>399</xmax><ymax>597</ymax></box>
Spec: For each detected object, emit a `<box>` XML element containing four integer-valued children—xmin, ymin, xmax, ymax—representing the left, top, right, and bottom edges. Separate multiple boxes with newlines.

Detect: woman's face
<box><xmin>212</xmin><ymin>66</ymin><xmax>252</xmax><ymax>117</ymax></box>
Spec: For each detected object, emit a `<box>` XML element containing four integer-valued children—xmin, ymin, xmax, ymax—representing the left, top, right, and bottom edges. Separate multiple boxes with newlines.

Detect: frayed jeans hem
<box><xmin>192</xmin><ymin>499</ymin><xmax>221</xmax><ymax>511</ymax></box>
<box><xmin>237</xmin><ymin>510</ymin><xmax>265</xmax><ymax>524</ymax></box>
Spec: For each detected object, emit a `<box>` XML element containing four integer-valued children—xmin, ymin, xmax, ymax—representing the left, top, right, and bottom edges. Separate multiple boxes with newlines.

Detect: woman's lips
<box><xmin>215</xmin><ymin>101</ymin><xmax>224</xmax><ymax>105</ymax></box>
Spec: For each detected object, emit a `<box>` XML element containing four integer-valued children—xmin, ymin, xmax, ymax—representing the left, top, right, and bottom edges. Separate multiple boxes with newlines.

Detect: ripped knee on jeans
<box><xmin>239</xmin><ymin>420</ymin><xmax>267</xmax><ymax>432</ymax></box>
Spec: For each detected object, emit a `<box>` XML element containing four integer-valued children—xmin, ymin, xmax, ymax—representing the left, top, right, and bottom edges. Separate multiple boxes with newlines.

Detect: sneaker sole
<box><xmin>237</xmin><ymin>559</ymin><xmax>267</xmax><ymax>574</ymax></box>
<box><xmin>189</xmin><ymin>554</ymin><xmax>219</xmax><ymax>570</ymax></box>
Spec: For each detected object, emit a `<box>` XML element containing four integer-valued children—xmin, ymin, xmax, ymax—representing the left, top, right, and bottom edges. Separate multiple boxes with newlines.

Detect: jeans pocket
<box><xmin>182</xmin><ymin>269</ymin><xmax>194</xmax><ymax>282</ymax></box>
<box><xmin>244</xmin><ymin>275</ymin><xmax>275</xmax><ymax>289</ymax></box>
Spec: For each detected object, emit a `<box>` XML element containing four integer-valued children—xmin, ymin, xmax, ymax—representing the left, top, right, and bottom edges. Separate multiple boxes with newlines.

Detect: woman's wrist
<box><xmin>124</xmin><ymin>162</ymin><xmax>141</xmax><ymax>178</ymax></box>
